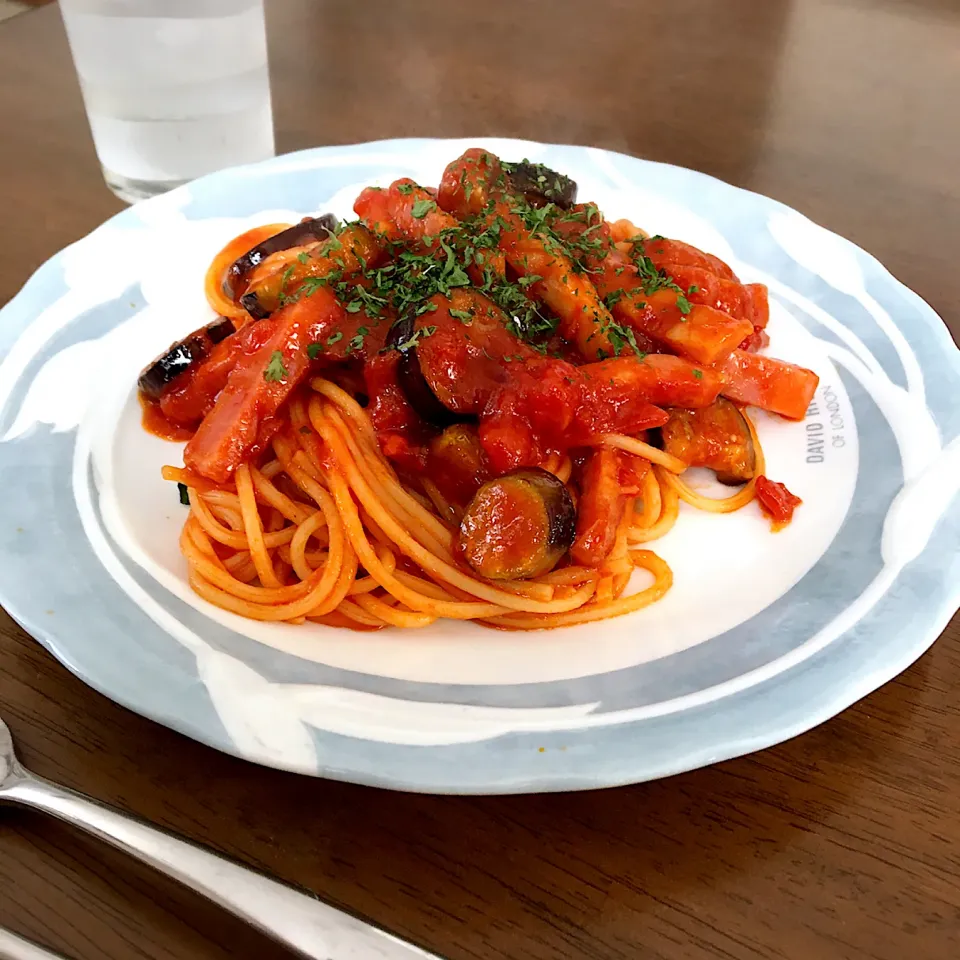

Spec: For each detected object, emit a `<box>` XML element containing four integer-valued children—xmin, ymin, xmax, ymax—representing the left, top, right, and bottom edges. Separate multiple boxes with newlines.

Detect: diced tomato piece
<box><xmin>755</xmin><ymin>476</ymin><xmax>802</xmax><ymax>528</ymax></box>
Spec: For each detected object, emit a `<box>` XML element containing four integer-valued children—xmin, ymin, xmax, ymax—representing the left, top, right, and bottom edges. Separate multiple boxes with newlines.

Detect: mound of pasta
<box><xmin>138</xmin><ymin>148</ymin><xmax>817</xmax><ymax>630</ymax></box>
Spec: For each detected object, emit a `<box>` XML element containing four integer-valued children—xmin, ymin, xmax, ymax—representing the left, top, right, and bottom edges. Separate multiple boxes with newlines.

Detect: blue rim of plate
<box><xmin>0</xmin><ymin>137</ymin><xmax>957</xmax><ymax>793</ymax></box>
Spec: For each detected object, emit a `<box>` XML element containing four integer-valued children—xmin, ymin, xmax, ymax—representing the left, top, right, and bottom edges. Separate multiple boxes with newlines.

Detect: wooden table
<box><xmin>1</xmin><ymin>2</ymin><xmax>958</xmax><ymax>958</ymax></box>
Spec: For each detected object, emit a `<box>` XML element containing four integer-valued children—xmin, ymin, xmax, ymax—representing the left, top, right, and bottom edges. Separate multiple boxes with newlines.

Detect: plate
<box><xmin>1</xmin><ymin>138</ymin><xmax>958</xmax><ymax>793</ymax></box>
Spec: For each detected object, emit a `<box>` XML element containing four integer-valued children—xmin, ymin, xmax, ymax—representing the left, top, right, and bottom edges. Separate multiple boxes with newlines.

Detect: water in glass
<box><xmin>59</xmin><ymin>0</ymin><xmax>275</xmax><ymax>203</ymax></box>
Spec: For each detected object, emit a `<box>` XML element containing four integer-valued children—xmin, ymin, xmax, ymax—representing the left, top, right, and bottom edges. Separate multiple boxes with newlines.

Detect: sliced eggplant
<box><xmin>502</xmin><ymin>160</ymin><xmax>577</xmax><ymax>209</ymax></box>
<box><xmin>659</xmin><ymin>397</ymin><xmax>756</xmax><ymax>485</ymax></box>
<box><xmin>137</xmin><ymin>317</ymin><xmax>237</xmax><ymax>399</ymax></box>
<box><xmin>239</xmin><ymin>289</ymin><xmax>271</xmax><ymax>321</ymax></box>
<box><xmin>226</xmin><ymin>213</ymin><xmax>339</xmax><ymax>302</ymax></box>
<box><xmin>427</xmin><ymin>424</ymin><xmax>492</xmax><ymax>505</ymax></box>
<box><xmin>404</xmin><ymin>288</ymin><xmax>542</xmax><ymax>418</ymax></box>
<box><xmin>388</xmin><ymin>310</ymin><xmax>465</xmax><ymax>427</ymax></box>
<box><xmin>205</xmin><ymin>315</ymin><xmax>237</xmax><ymax>344</ymax></box>
<box><xmin>455</xmin><ymin>468</ymin><xmax>575</xmax><ymax>580</ymax></box>
<box><xmin>240</xmin><ymin>222</ymin><xmax>381</xmax><ymax>320</ymax></box>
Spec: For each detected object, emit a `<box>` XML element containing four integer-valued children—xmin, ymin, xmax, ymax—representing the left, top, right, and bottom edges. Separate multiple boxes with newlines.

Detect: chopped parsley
<box><xmin>297</xmin><ymin>251</ymin><xmax>310</xmax><ymax>264</ymax></box>
<box><xmin>396</xmin><ymin>324</ymin><xmax>437</xmax><ymax>353</ymax></box>
<box><xmin>396</xmin><ymin>183</ymin><xmax>414</xmax><ymax>195</ymax></box>
<box><xmin>607</xmin><ymin>323</ymin><xmax>646</xmax><ymax>358</ymax></box>
<box><xmin>449</xmin><ymin>308</ymin><xmax>473</xmax><ymax>321</ymax></box>
<box><xmin>411</xmin><ymin>199</ymin><xmax>436</xmax><ymax>219</ymax></box>
<box><xmin>675</xmin><ymin>293</ymin><xmax>692</xmax><ymax>315</ymax></box>
<box><xmin>346</xmin><ymin>326</ymin><xmax>370</xmax><ymax>355</ymax></box>
<box><xmin>263</xmin><ymin>351</ymin><xmax>288</xmax><ymax>382</ymax></box>
<box><xmin>327</xmin><ymin>332</ymin><xmax>343</xmax><ymax>345</ymax></box>
<box><xmin>307</xmin><ymin>343</ymin><xmax>323</xmax><ymax>359</ymax></box>
<box><xmin>276</xmin><ymin>264</ymin><xmax>297</xmax><ymax>303</ymax></box>
<box><xmin>692</xmin><ymin>369</ymin><xmax>704</xmax><ymax>380</ymax></box>
<box><xmin>177</xmin><ymin>482</ymin><xmax>190</xmax><ymax>506</ymax></box>
<box><xmin>603</xmin><ymin>288</ymin><xmax>624</xmax><ymax>309</ymax></box>
<box><xmin>299</xmin><ymin>276</ymin><xmax>330</xmax><ymax>296</ymax></box>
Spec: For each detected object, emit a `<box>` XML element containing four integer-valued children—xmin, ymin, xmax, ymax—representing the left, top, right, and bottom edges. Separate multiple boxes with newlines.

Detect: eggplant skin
<box><xmin>205</xmin><ymin>315</ymin><xmax>236</xmax><ymax>344</ymax></box>
<box><xmin>240</xmin><ymin>290</ymin><xmax>271</xmax><ymax>320</ymax></box>
<box><xmin>137</xmin><ymin>317</ymin><xmax>237</xmax><ymax>399</ymax></box>
<box><xmin>387</xmin><ymin>311</ymin><xmax>466</xmax><ymax>427</ymax></box>
<box><xmin>456</xmin><ymin>468</ymin><xmax>576</xmax><ymax>580</ymax></box>
<box><xmin>226</xmin><ymin>213</ymin><xmax>339</xmax><ymax>302</ymax></box>
<box><xmin>658</xmin><ymin>397</ymin><xmax>757</xmax><ymax>485</ymax></box>
<box><xmin>518</xmin><ymin>468</ymin><xmax>577</xmax><ymax>552</ymax></box>
<box><xmin>502</xmin><ymin>161</ymin><xmax>577</xmax><ymax>209</ymax></box>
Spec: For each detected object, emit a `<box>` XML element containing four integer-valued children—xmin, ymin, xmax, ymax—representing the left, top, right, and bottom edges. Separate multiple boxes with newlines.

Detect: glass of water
<box><xmin>59</xmin><ymin>0</ymin><xmax>275</xmax><ymax>204</ymax></box>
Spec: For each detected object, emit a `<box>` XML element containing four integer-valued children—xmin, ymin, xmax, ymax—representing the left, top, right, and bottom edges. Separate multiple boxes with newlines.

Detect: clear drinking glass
<box><xmin>58</xmin><ymin>0</ymin><xmax>275</xmax><ymax>204</ymax></box>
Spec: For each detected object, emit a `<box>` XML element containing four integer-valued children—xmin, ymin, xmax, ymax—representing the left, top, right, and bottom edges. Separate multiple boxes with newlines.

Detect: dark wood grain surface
<box><xmin>1</xmin><ymin>2</ymin><xmax>958</xmax><ymax>958</ymax></box>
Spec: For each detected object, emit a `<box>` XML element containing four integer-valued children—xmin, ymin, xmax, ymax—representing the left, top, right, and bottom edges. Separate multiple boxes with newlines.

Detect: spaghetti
<box><xmin>143</xmin><ymin>147</ymin><xmax>817</xmax><ymax>631</ymax></box>
<box><xmin>164</xmin><ymin>378</ymin><xmax>679</xmax><ymax>629</ymax></box>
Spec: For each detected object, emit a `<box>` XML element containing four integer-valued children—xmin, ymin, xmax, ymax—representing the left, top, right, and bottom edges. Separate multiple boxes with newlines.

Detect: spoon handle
<box><xmin>3</xmin><ymin>773</ymin><xmax>438</xmax><ymax>960</ymax></box>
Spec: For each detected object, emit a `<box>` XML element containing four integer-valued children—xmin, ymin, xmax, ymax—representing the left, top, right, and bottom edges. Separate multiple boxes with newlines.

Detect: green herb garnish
<box><xmin>395</xmin><ymin>324</ymin><xmax>437</xmax><ymax>353</ymax></box>
<box><xmin>263</xmin><ymin>351</ymin><xmax>288</xmax><ymax>382</ymax></box>
<box><xmin>411</xmin><ymin>199</ymin><xmax>436</xmax><ymax>219</ymax></box>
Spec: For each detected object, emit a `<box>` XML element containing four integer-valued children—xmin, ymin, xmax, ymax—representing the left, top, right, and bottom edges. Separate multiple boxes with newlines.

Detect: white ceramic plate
<box><xmin>0</xmin><ymin>138</ymin><xmax>957</xmax><ymax>792</ymax></box>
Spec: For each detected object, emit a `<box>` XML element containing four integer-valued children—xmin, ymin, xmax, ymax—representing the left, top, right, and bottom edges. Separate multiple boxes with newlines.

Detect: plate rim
<box><xmin>1</xmin><ymin>136</ymin><xmax>958</xmax><ymax>793</ymax></box>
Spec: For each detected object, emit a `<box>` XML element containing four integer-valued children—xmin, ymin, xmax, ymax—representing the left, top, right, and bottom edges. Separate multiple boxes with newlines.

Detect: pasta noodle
<box><xmin>173</xmin><ymin>376</ymin><xmax>763</xmax><ymax>629</ymax></box>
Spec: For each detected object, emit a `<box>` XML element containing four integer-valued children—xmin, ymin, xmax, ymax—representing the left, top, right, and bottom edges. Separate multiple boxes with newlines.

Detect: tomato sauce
<box><xmin>140</xmin><ymin>394</ymin><xmax>195</xmax><ymax>442</ymax></box>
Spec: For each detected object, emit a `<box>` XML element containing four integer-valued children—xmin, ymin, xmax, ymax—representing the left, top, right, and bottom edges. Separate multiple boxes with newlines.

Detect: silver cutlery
<box><xmin>0</xmin><ymin>716</ymin><xmax>441</xmax><ymax>960</ymax></box>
